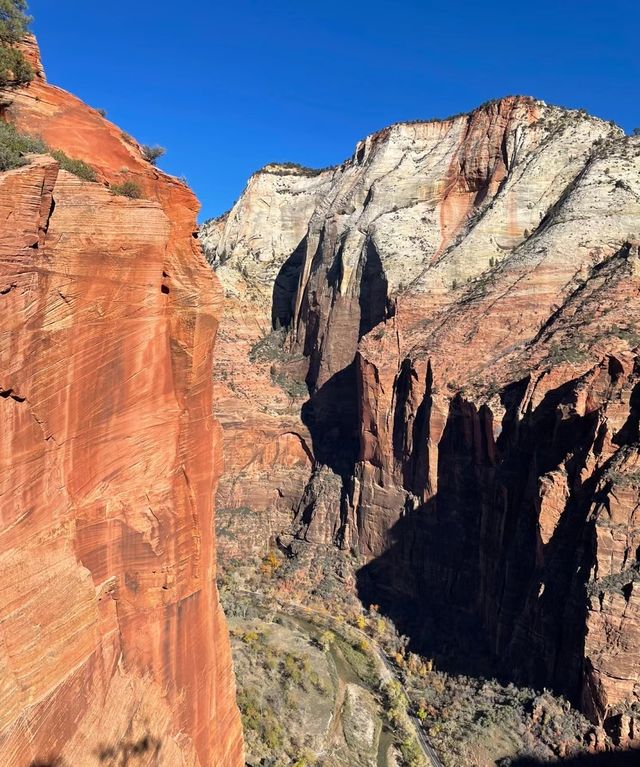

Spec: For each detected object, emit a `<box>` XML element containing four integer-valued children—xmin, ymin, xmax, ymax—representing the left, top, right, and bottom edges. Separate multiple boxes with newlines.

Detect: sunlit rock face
<box><xmin>0</xmin><ymin>39</ymin><xmax>243</xmax><ymax>767</ymax></box>
<box><xmin>205</xmin><ymin>94</ymin><xmax>640</xmax><ymax>737</ymax></box>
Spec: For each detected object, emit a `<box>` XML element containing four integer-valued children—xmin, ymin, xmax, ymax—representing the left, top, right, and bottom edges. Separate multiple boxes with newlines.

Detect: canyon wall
<box><xmin>204</xmin><ymin>96</ymin><xmax>640</xmax><ymax>735</ymax></box>
<box><xmin>0</xmin><ymin>42</ymin><xmax>243</xmax><ymax>766</ymax></box>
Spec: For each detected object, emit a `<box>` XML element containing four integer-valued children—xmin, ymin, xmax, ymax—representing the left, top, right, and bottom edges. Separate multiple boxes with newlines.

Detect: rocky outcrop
<box><xmin>0</xmin><ymin>44</ymin><xmax>243</xmax><ymax>766</ymax></box>
<box><xmin>205</xmin><ymin>95</ymin><xmax>640</xmax><ymax>736</ymax></box>
<box><xmin>201</xmin><ymin>166</ymin><xmax>333</xmax><ymax>541</ymax></box>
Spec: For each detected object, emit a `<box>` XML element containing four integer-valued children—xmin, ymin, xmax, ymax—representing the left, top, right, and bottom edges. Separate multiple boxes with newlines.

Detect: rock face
<box><xmin>204</xmin><ymin>96</ymin><xmax>640</xmax><ymax>735</ymax></box>
<box><xmin>201</xmin><ymin>166</ymin><xmax>332</xmax><ymax>548</ymax></box>
<box><xmin>0</xmin><ymin>42</ymin><xmax>243</xmax><ymax>766</ymax></box>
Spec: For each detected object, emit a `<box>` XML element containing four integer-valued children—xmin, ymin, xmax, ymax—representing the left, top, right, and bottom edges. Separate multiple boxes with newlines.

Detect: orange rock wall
<box><xmin>0</xmin><ymin>44</ymin><xmax>243</xmax><ymax>767</ymax></box>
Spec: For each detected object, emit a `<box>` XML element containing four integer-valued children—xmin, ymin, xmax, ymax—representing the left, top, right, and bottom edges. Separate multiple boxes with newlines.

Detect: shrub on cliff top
<box><xmin>141</xmin><ymin>144</ymin><xmax>166</xmax><ymax>165</ymax></box>
<box><xmin>0</xmin><ymin>0</ymin><xmax>34</xmax><ymax>87</ymax></box>
<box><xmin>0</xmin><ymin>43</ymin><xmax>32</xmax><ymax>86</ymax></box>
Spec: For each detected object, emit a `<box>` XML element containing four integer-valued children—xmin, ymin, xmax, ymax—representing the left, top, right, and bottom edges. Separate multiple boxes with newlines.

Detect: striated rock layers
<box><xmin>0</xmin><ymin>42</ymin><xmax>243</xmax><ymax>766</ymax></box>
<box><xmin>204</xmin><ymin>96</ymin><xmax>640</xmax><ymax>735</ymax></box>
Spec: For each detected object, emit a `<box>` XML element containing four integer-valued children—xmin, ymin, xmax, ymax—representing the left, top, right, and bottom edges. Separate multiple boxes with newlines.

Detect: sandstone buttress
<box><xmin>0</xmin><ymin>40</ymin><xmax>243</xmax><ymax>766</ymax></box>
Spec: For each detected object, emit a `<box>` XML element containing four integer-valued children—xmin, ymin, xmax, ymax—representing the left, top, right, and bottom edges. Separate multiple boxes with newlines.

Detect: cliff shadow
<box><xmin>272</xmin><ymin>236</ymin><xmax>306</xmax><ymax>331</ymax></box>
<box><xmin>356</xmin><ymin>380</ymin><xmax>605</xmax><ymax>698</ymax></box>
<box><xmin>358</xmin><ymin>237</ymin><xmax>392</xmax><ymax>337</ymax></box>
<box><xmin>356</xmin><ymin>495</ymin><xmax>500</xmax><ymax>679</ymax></box>
<box><xmin>301</xmin><ymin>362</ymin><xmax>360</xmax><ymax>477</ymax></box>
<box><xmin>509</xmin><ymin>750</ymin><xmax>640</xmax><ymax>766</ymax></box>
<box><xmin>27</xmin><ymin>733</ymin><xmax>161</xmax><ymax>767</ymax></box>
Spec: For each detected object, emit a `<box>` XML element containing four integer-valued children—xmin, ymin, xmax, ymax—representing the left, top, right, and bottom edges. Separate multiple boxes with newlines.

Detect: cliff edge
<box><xmin>0</xmin><ymin>39</ymin><xmax>243</xmax><ymax>767</ymax></box>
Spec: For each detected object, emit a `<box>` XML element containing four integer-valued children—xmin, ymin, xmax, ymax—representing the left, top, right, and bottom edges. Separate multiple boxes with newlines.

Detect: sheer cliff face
<box><xmin>0</xmin><ymin>45</ymin><xmax>243</xmax><ymax>766</ymax></box>
<box><xmin>205</xmin><ymin>96</ymin><xmax>640</xmax><ymax>730</ymax></box>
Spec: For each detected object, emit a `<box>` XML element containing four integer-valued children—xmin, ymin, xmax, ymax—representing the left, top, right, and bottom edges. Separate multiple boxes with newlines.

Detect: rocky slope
<box><xmin>203</xmin><ymin>95</ymin><xmax>640</xmax><ymax>743</ymax></box>
<box><xmin>0</xmin><ymin>42</ymin><xmax>243</xmax><ymax>766</ymax></box>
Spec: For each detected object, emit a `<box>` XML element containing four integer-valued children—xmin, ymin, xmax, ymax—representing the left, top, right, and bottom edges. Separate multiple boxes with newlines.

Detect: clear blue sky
<box><xmin>30</xmin><ymin>0</ymin><xmax>639</xmax><ymax>221</ymax></box>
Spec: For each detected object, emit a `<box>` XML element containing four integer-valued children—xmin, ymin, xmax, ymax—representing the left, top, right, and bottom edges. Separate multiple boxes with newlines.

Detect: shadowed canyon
<box><xmin>204</xmin><ymin>95</ymin><xmax>640</xmax><ymax>765</ymax></box>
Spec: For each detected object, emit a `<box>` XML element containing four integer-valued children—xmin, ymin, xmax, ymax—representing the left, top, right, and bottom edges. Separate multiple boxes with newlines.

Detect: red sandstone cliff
<box><xmin>0</xmin><ymin>41</ymin><xmax>243</xmax><ymax>766</ymax></box>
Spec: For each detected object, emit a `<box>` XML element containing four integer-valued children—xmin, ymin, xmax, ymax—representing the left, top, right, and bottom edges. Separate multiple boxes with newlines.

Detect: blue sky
<box><xmin>31</xmin><ymin>1</ymin><xmax>639</xmax><ymax>221</ymax></box>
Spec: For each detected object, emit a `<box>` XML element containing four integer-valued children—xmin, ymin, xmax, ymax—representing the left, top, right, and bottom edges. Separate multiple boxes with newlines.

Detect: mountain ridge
<box><xmin>203</xmin><ymin>93</ymin><xmax>640</xmax><ymax>754</ymax></box>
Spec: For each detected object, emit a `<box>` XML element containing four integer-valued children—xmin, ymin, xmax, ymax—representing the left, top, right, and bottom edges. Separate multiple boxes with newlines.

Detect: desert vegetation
<box><xmin>256</xmin><ymin>161</ymin><xmax>334</xmax><ymax>177</ymax></box>
<box><xmin>0</xmin><ymin>0</ymin><xmax>33</xmax><ymax>87</ymax></box>
<box><xmin>0</xmin><ymin>119</ymin><xmax>43</xmax><ymax>170</ymax></box>
<box><xmin>224</xmin><ymin>589</ymin><xmax>424</xmax><ymax>767</ymax></box>
<box><xmin>141</xmin><ymin>144</ymin><xmax>166</xmax><ymax>165</ymax></box>
<box><xmin>110</xmin><ymin>179</ymin><xmax>142</xmax><ymax>198</ymax></box>
<box><xmin>217</xmin><ymin>531</ymin><xmax>601</xmax><ymax>767</ymax></box>
<box><xmin>0</xmin><ymin>121</ymin><xmax>98</xmax><ymax>180</ymax></box>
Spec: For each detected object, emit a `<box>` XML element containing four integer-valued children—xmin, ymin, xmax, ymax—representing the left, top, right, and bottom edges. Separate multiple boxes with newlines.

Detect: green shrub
<box><xmin>141</xmin><ymin>144</ymin><xmax>166</xmax><ymax>165</ymax></box>
<box><xmin>110</xmin><ymin>180</ymin><xmax>142</xmax><ymax>199</ymax></box>
<box><xmin>258</xmin><ymin>161</ymin><xmax>331</xmax><ymax>177</ymax></box>
<box><xmin>0</xmin><ymin>119</ymin><xmax>44</xmax><ymax>170</ymax></box>
<box><xmin>249</xmin><ymin>328</ymin><xmax>286</xmax><ymax>362</ymax></box>
<box><xmin>270</xmin><ymin>368</ymin><xmax>308</xmax><ymax>399</ymax></box>
<box><xmin>51</xmin><ymin>149</ymin><xmax>97</xmax><ymax>182</ymax></box>
<box><xmin>0</xmin><ymin>122</ymin><xmax>98</xmax><ymax>181</ymax></box>
<box><xmin>587</xmin><ymin>563</ymin><xmax>640</xmax><ymax>597</ymax></box>
<box><xmin>0</xmin><ymin>0</ymin><xmax>31</xmax><ymax>43</ymax></box>
<box><xmin>0</xmin><ymin>43</ymin><xmax>32</xmax><ymax>86</ymax></box>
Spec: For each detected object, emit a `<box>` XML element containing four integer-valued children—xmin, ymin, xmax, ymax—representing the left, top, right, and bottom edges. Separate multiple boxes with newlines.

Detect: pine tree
<box><xmin>0</xmin><ymin>0</ymin><xmax>31</xmax><ymax>43</ymax></box>
<box><xmin>0</xmin><ymin>0</ymin><xmax>33</xmax><ymax>87</ymax></box>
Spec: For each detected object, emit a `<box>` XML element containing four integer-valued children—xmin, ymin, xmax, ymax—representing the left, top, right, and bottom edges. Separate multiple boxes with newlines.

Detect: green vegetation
<box><xmin>110</xmin><ymin>180</ymin><xmax>142</xmax><ymax>199</ymax></box>
<box><xmin>51</xmin><ymin>149</ymin><xmax>97</xmax><ymax>182</ymax></box>
<box><xmin>141</xmin><ymin>144</ymin><xmax>166</xmax><ymax>165</ymax></box>
<box><xmin>0</xmin><ymin>118</ymin><xmax>43</xmax><ymax>170</ymax></box>
<box><xmin>221</xmin><ymin>568</ymin><xmax>596</xmax><ymax>767</ymax></box>
<box><xmin>587</xmin><ymin>562</ymin><xmax>640</xmax><ymax>597</ymax></box>
<box><xmin>257</xmin><ymin>160</ymin><xmax>333</xmax><ymax>177</ymax></box>
<box><xmin>412</xmin><ymin>673</ymin><xmax>591</xmax><ymax>767</ymax></box>
<box><xmin>318</xmin><ymin>630</ymin><xmax>335</xmax><ymax>650</ymax></box>
<box><xmin>217</xmin><ymin>533</ymin><xmax>596</xmax><ymax>766</ymax></box>
<box><xmin>249</xmin><ymin>328</ymin><xmax>287</xmax><ymax>362</ymax></box>
<box><xmin>271</xmin><ymin>368</ymin><xmax>308</xmax><ymax>400</ymax></box>
<box><xmin>229</xmin><ymin>615</ymin><xmax>333</xmax><ymax>766</ymax></box>
<box><xmin>381</xmin><ymin>680</ymin><xmax>427</xmax><ymax>767</ymax></box>
<box><xmin>334</xmin><ymin>634</ymin><xmax>378</xmax><ymax>688</ymax></box>
<box><xmin>237</xmin><ymin>687</ymin><xmax>286</xmax><ymax>751</ymax></box>
<box><xmin>0</xmin><ymin>43</ymin><xmax>32</xmax><ymax>86</ymax></box>
<box><xmin>0</xmin><ymin>121</ymin><xmax>99</xmax><ymax>180</ymax></box>
<box><xmin>545</xmin><ymin>338</ymin><xmax>592</xmax><ymax>367</ymax></box>
<box><xmin>0</xmin><ymin>0</ymin><xmax>33</xmax><ymax>87</ymax></box>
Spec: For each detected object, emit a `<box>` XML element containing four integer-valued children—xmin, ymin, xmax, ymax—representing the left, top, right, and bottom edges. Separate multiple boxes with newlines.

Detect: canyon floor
<box><xmin>217</xmin><ymin>540</ymin><xmax>599</xmax><ymax>767</ymax></box>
